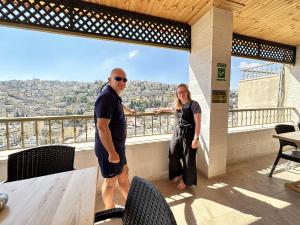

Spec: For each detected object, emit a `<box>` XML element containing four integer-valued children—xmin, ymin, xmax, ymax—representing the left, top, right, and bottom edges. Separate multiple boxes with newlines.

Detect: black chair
<box><xmin>269</xmin><ymin>124</ymin><xmax>300</xmax><ymax>177</ymax></box>
<box><xmin>298</xmin><ymin>122</ymin><xmax>300</xmax><ymax>130</ymax></box>
<box><xmin>95</xmin><ymin>176</ymin><xmax>177</xmax><ymax>225</ymax></box>
<box><xmin>6</xmin><ymin>145</ymin><xmax>75</xmax><ymax>182</ymax></box>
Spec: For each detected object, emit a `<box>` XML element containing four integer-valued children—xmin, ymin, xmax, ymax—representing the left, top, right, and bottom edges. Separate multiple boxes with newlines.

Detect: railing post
<box><xmin>241</xmin><ymin>111</ymin><xmax>243</xmax><ymax>127</ymax></box>
<box><xmin>48</xmin><ymin>120</ymin><xmax>52</xmax><ymax>144</ymax></box>
<box><xmin>134</xmin><ymin>116</ymin><xmax>137</xmax><ymax>137</ymax></box>
<box><xmin>5</xmin><ymin>122</ymin><xmax>10</xmax><ymax>150</ymax></box>
<box><xmin>143</xmin><ymin>115</ymin><xmax>146</xmax><ymax>135</ymax></box>
<box><xmin>21</xmin><ymin>121</ymin><xmax>24</xmax><ymax>148</ymax></box>
<box><xmin>61</xmin><ymin>119</ymin><xmax>65</xmax><ymax>143</ymax></box>
<box><xmin>73</xmin><ymin>119</ymin><xmax>77</xmax><ymax>142</ymax></box>
<box><xmin>152</xmin><ymin>115</ymin><xmax>154</xmax><ymax>135</ymax></box>
<box><xmin>85</xmin><ymin>118</ymin><xmax>88</xmax><ymax>142</ymax></box>
<box><xmin>35</xmin><ymin>121</ymin><xmax>39</xmax><ymax>146</ymax></box>
<box><xmin>262</xmin><ymin>110</ymin><xmax>265</xmax><ymax>127</ymax></box>
<box><xmin>167</xmin><ymin>114</ymin><xmax>169</xmax><ymax>133</ymax></box>
<box><xmin>160</xmin><ymin>114</ymin><xmax>162</xmax><ymax>134</ymax></box>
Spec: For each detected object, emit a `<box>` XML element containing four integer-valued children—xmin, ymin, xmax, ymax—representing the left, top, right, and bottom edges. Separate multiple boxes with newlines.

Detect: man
<box><xmin>94</xmin><ymin>68</ymin><xmax>130</xmax><ymax>209</ymax></box>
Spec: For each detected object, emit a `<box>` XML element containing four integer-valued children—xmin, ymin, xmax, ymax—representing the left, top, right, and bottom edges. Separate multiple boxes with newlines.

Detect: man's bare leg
<box><xmin>102</xmin><ymin>177</ymin><xmax>117</xmax><ymax>209</ymax></box>
<box><xmin>118</xmin><ymin>165</ymin><xmax>130</xmax><ymax>200</ymax></box>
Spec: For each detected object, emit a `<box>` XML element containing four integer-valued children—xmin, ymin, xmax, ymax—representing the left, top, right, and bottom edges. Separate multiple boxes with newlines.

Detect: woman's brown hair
<box><xmin>175</xmin><ymin>83</ymin><xmax>191</xmax><ymax>110</ymax></box>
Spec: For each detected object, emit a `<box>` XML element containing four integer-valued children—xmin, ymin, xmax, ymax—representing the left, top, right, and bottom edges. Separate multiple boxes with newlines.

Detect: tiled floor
<box><xmin>95</xmin><ymin>154</ymin><xmax>300</xmax><ymax>225</ymax></box>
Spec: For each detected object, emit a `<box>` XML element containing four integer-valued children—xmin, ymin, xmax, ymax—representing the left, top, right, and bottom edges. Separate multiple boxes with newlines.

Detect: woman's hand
<box><xmin>153</xmin><ymin>109</ymin><xmax>161</xmax><ymax>114</ymax></box>
<box><xmin>191</xmin><ymin>139</ymin><xmax>199</xmax><ymax>149</ymax></box>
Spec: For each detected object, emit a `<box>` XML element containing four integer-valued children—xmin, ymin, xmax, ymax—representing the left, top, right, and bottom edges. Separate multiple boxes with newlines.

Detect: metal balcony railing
<box><xmin>228</xmin><ymin>107</ymin><xmax>297</xmax><ymax>128</ymax></box>
<box><xmin>241</xmin><ymin>62</ymin><xmax>283</xmax><ymax>80</ymax></box>
<box><xmin>0</xmin><ymin>112</ymin><xmax>175</xmax><ymax>150</ymax></box>
<box><xmin>0</xmin><ymin>108</ymin><xmax>299</xmax><ymax>150</ymax></box>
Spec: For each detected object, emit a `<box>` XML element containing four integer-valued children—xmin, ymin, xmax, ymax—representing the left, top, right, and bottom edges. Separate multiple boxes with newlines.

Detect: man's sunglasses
<box><xmin>114</xmin><ymin>76</ymin><xmax>128</xmax><ymax>82</ymax></box>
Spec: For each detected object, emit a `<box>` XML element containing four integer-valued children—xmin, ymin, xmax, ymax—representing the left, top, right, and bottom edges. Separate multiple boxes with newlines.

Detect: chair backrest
<box><xmin>298</xmin><ymin>122</ymin><xmax>300</xmax><ymax>130</ymax></box>
<box><xmin>275</xmin><ymin>124</ymin><xmax>297</xmax><ymax>148</ymax></box>
<box><xmin>122</xmin><ymin>176</ymin><xmax>177</xmax><ymax>225</ymax></box>
<box><xmin>7</xmin><ymin>145</ymin><xmax>75</xmax><ymax>182</ymax></box>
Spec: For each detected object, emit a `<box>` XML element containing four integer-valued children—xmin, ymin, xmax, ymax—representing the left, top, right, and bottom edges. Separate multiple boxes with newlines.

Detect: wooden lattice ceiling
<box><xmin>84</xmin><ymin>0</ymin><xmax>300</xmax><ymax>46</ymax></box>
<box><xmin>0</xmin><ymin>0</ymin><xmax>297</xmax><ymax>63</ymax></box>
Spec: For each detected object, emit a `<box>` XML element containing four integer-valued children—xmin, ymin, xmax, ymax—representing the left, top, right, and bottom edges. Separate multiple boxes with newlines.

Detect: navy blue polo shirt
<box><xmin>94</xmin><ymin>85</ymin><xmax>126</xmax><ymax>157</ymax></box>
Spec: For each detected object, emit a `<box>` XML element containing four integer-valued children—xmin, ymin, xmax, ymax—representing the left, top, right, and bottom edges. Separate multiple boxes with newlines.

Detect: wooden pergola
<box><xmin>85</xmin><ymin>0</ymin><xmax>300</xmax><ymax>46</ymax></box>
<box><xmin>0</xmin><ymin>0</ymin><xmax>298</xmax><ymax>64</ymax></box>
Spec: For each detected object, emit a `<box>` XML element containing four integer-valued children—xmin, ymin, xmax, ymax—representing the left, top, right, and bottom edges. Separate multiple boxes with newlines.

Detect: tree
<box><xmin>80</xmin><ymin>95</ymin><xmax>87</xmax><ymax>103</ymax></box>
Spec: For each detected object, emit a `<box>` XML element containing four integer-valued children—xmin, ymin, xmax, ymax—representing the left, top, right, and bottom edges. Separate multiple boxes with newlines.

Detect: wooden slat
<box><xmin>233</xmin><ymin>0</ymin><xmax>300</xmax><ymax>45</ymax></box>
<box><xmin>82</xmin><ymin>0</ymin><xmax>300</xmax><ymax>46</ymax></box>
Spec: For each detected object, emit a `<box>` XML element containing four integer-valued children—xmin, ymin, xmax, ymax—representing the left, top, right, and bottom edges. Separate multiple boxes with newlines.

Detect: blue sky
<box><xmin>0</xmin><ymin>26</ymin><xmax>264</xmax><ymax>90</ymax></box>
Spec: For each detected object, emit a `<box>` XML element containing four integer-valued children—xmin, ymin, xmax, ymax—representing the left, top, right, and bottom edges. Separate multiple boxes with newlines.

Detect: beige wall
<box><xmin>227</xmin><ymin>127</ymin><xmax>279</xmax><ymax>164</ymax></box>
<box><xmin>238</xmin><ymin>75</ymin><xmax>280</xmax><ymax>109</ymax></box>
<box><xmin>0</xmin><ymin>138</ymin><xmax>170</xmax><ymax>184</ymax></box>
<box><xmin>284</xmin><ymin>47</ymin><xmax>300</xmax><ymax>120</ymax></box>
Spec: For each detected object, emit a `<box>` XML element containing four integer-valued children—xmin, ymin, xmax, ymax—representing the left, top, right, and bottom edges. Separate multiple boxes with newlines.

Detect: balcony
<box><xmin>0</xmin><ymin>108</ymin><xmax>300</xmax><ymax>225</ymax></box>
<box><xmin>1</xmin><ymin>108</ymin><xmax>299</xmax><ymax>179</ymax></box>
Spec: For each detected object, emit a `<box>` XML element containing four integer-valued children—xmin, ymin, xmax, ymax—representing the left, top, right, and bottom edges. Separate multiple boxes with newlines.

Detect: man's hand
<box><xmin>109</xmin><ymin>151</ymin><xmax>120</xmax><ymax>163</ymax></box>
<box><xmin>128</xmin><ymin>109</ymin><xmax>137</xmax><ymax>115</ymax></box>
<box><xmin>123</xmin><ymin>104</ymin><xmax>137</xmax><ymax>115</ymax></box>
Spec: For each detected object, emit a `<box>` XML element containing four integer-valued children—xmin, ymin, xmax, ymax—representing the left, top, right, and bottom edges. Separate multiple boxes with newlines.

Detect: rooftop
<box><xmin>95</xmin><ymin>153</ymin><xmax>300</xmax><ymax>225</ymax></box>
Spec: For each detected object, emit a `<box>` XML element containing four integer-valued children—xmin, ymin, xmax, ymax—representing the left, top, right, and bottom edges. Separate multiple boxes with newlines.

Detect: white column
<box><xmin>284</xmin><ymin>47</ymin><xmax>300</xmax><ymax>123</ymax></box>
<box><xmin>189</xmin><ymin>7</ymin><xmax>232</xmax><ymax>178</ymax></box>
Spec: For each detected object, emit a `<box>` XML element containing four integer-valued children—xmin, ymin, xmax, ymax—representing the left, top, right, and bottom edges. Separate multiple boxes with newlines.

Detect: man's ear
<box><xmin>108</xmin><ymin>77</ymin><xmax>111</xmax><ymax>82</ymax></box>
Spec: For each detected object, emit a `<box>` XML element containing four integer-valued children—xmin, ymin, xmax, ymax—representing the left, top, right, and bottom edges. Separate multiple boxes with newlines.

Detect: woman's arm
<box><xmin>192</xmin><ymin>112</ymin><xmax>201</xmax><ymax>148</ymax></box>
<box><xmin>153</xmin><ymin>107</ymin><xmax>174</xmax><ymax>114</ymax></box>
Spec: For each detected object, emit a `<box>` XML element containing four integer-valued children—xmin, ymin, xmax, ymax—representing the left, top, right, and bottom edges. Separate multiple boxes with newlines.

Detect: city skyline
<box><xmin>0</xmin><ymin>26</ymin><xmax>265</xmax><ymax>90</ymax></box>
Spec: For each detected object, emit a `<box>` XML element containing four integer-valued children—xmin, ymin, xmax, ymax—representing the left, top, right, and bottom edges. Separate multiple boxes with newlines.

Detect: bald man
<box><xmin>94</xmin><ymin>68</ymin><xmax>130</xmax><ymax>209</ymax></box>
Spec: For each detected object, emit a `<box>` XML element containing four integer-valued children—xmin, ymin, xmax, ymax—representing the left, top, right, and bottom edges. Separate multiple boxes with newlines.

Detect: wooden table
<box><xmin>273</xmin><ymin>131</ymin><xmax>300</xmax><ymax>147</ymax></box>
<box><xmin>273</xmin><ymin>131</ymin><xmax>300</xmax><ymax>193</ymax></box>
<box><xmin>0</xmin><ymin>167</ymin><xmax>98</xmax><ymax>225</ymax></box>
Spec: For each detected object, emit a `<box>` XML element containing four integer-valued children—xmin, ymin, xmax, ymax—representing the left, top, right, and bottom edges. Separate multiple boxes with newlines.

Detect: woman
<box><xmin>168</xmin><ymin>84</ymin><xmax>201</xmax><ymax>189</ymax></box>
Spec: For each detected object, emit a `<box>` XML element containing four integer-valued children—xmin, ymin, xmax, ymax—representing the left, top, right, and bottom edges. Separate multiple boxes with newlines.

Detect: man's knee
<box><xmin>103</xmin><ymin>177</ymin><xmax>117</xmax><ymax>189</ymax></box>
<box><xmin>119</xmin><ymin>165</ymin><xmax>129</xmax><ymax>179</ymax></box>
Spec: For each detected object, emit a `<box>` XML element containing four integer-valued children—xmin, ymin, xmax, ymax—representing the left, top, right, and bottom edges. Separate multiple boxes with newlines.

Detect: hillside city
<box><xmin>0</xmin><ymin>79</ymin><xmax>179</xmax><ymax>117</ymax></box>
<box><xmin>0</xmin><ymin>79</ymin><xmax>238</xmax><ymax>150</ymax></box>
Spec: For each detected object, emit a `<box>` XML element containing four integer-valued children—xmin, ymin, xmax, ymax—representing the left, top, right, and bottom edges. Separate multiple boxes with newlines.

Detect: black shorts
<box><xmin>97</xmin><ymin>147</ymin><xmax>127</xmax><ymax>178</ymax></box>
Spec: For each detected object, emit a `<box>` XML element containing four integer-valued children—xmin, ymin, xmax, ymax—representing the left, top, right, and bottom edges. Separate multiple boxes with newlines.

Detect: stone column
<box><xmin>284</xmin><ymin>47</ymin><xmax>300</xmax><ymax>123</ymax></box>
<box><xmin>189</xmin><ymin>7</ymin><xmax>232</xmax><ymax>178</ymax></box>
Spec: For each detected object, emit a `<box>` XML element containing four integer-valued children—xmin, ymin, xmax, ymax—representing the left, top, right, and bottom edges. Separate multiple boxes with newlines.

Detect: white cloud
<box><xmin>128</xmin><ymin>50</ymin><xmax>139</xmax><ymax>59</ymax></box>
<box><xmin>98</xmin><ymin>53</ymin><xmax>134</xmax><ymax>80</ymax></box>
<box><xmin>239</xmin><ymin>62</ymin><xmax>260</xmax><ymax>69</ymax></box>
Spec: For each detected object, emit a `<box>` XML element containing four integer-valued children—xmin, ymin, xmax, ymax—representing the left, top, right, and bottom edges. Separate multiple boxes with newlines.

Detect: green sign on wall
<box><xmin>217</xmin><ymin>63</ymin><xmax>226</xmax><ymax>81</ymax></box>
